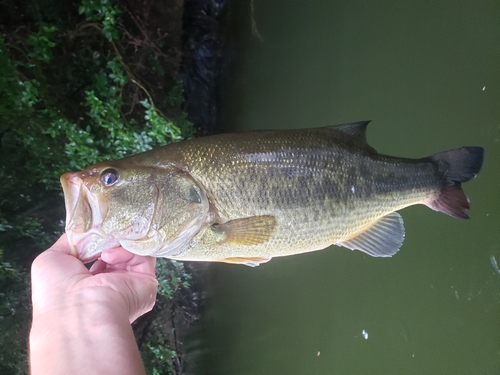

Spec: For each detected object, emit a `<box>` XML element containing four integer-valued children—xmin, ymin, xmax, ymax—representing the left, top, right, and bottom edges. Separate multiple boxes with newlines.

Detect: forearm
<box><xmin>29</xmin><ymin>289</ymin><xmax>146</xmax><ymax>375</ymax></box>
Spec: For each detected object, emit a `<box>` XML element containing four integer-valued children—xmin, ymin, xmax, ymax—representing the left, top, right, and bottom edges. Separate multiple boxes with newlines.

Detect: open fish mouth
<box><xmin>60</xmin><ymin>172</ymin><xmax>116</xmax><ymax>262</ymax></box>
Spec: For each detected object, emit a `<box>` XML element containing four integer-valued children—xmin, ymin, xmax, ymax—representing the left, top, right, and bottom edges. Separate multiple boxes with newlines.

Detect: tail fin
<box><xmin>427</xmin><ymin>147</ymin><xmax>484</xmax><ymax>219</ymax></box>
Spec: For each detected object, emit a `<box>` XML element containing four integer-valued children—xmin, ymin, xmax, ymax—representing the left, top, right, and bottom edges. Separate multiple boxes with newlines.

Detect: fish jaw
<box><xmin>60</xmin><ymin>172</ymin><xmax>112</xmax><ymax>261</ymax></box>
<box><xmin>68</xmin><ymin>230</ymin><xmax>120</xmax><ymax>262</ymax></box>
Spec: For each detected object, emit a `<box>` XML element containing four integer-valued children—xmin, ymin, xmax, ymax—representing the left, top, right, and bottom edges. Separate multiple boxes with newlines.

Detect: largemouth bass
<box><xmin>60</xmin><ymin>121</ymin><xmax>484</xmax><ymax>266</ymax></box>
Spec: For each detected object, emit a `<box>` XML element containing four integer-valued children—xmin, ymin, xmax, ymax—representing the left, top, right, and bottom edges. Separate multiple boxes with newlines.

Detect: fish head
<box><xmin>61</xmin><ymin>159</ymin><xmax>209</xmax><ymax>262</ymax></box>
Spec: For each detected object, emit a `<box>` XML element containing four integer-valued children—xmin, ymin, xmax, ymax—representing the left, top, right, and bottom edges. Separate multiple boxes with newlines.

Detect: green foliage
<box><xmin>0</xmin><ymin>0</ymin><xmax>191</xmax><ymax>251</ymax></box>
<box><xmin>138</xmin><ymin>258</ymin><xmax>193</xmax><ymax>374</ymax></box>
<box><xmin>156</xmin><ymin>259</ymin><xmax>192</xmax><ymax>301</ymax></box>
<box><xmin>144</xmin><ymin>334</ymin><xmax>178</xmax><ymax>375</ymax></box>
<box><xmin>27</xmin><ymin>25</ymin><xmax>56</xmax><ymax>62</ymax></box>
<box><xmin>0</xmin><ymin>251</ymin><xmax>30</xmax><ymax>375</ymax></box>
<box><xmin>0</xmin><ymin>0</ymin><xmax>194</xmax><ymax>374</ymax></box>
<box><xmin>142</xmin><ymin>99</ymin><xmax>183</xmax><ymax>148</ymax></box>
<box><xmin>79</xmin><ymin>0</ymin><xmax>122</xmax><ymax>41</ymax></box>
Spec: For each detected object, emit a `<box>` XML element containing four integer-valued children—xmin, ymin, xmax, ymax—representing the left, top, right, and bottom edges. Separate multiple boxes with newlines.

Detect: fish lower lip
<box><xmin>61</xmin><ymin>173</ymin><xmax>82</xmax><ymax>232</ymax></box>
<box><xmin>67</xmin><ymin>229</ymin><xmax>116</xmax><ymax>261</ymax></box>
<box><xmin>68</xmin><ymin>241</ymin><xmax>79</xmax><ymax>258</ymax></box>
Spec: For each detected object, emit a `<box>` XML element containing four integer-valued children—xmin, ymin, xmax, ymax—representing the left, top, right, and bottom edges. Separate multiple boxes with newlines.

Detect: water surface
<box><xmin>194</xmin><ymin>1</ymin><xmax>500</xmax><ymax>373</ymax></box>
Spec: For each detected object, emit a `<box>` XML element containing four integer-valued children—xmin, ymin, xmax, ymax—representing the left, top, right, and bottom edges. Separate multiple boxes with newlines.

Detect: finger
<box><xmin>128</xmin><ymin>255</ymin><xmax>156</xmax><ymax>276</ymax></box>
<box><xmin>94</xmin><ymin>265</ymin><xmax>158</xmax><ymax>322</ymax></box>
<box><xmin>31</xmin><ymin>234</ymin><xmax>89</xmax><ymax>312</ymax></box>
<box><xmin>101</xmin><ymin>247</ymin><xmax>157</xmax><ymax>276</ymax></box>
<box><xmin>89</xmin><ymin>259</ymin><xmax>107</xmax><ymax>274</ymax></box>
<box><xmin>46</xmin><ymin>234</ymin><xmax>71</xmax><ymax>255</ymax></box>
<box><xmin>122</xmin><ymin>272</ymin><xmax>158</xmax><ymax>323</ymax></box>
<box><xmin>101</xmin><ymin>247</ymin><xmax>135</xmax><ymax>264</ymax></box>
<box><xmin>32</xmin><ymin>234</ymin><xmax>86</xmax><ymax>283</ymax></box>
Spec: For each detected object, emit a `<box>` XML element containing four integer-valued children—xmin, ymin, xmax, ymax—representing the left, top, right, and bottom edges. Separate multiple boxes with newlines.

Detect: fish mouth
<box><xmin>60</xmin><ymin>172</ymin><xmax>115</xmax><ymax>262</ymax></box>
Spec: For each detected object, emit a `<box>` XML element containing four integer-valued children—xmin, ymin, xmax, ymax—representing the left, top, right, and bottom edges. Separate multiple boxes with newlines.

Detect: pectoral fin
<box><xmin>336</xmin><ymin>212</ymin><xmax>405</xmax><ymax>257</ymax></box>
<box><xmin>212</xmin><ymin>215</ymin><xmax>276</xmax><ymax>245</ymax></box>
<box><xmin>219</xmin><ymin>256</ymin><xmax>272</xmax><ymax>267</ymax></box>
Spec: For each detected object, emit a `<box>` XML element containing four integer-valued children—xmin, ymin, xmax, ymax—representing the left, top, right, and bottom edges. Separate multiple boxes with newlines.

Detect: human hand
<box><xmin>31</xmin><ymin>234</ymin><xmax>158</xmax><ymax>324</ymax></box>
<box><xmin>30</xmin><ymin>234</ymin><xmax>157</xmax><ymax>375</ymax></box>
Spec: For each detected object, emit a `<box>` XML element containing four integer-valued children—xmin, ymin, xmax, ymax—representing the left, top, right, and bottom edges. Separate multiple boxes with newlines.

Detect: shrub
<box><xmin>0</xmin><ymin>0</ymin><xmax>194</xmax><ymax>373</ymax></box>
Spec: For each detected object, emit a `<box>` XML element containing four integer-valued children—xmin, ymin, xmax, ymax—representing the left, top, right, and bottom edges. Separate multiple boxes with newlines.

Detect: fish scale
<box><xmin>162</xmin><ymin>129</ymin><xmax>444</xmax><ymax>259</ymax></box>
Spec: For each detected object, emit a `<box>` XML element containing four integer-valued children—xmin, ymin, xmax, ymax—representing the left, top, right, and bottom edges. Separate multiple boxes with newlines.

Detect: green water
<box><xmin>194</xmin><ymin>1</ymin><xmax>500</xmax><ymax>374</ymax></box>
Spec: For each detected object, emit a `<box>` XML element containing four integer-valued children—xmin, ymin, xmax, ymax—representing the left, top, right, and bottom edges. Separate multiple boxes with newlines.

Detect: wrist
<box><xmin>31</xmin><ymin>287</ymin><xmax>129</xmax><ymax>342</ymax></box>
<box><xmin>33</xmin><ymin>285</ymin><xmax>127</xmax><ymax>317</ymax></box>
<box><xmin>29</xmin><ymin>288</ymin><xmax>146</xmax><ymax>375</ymax></box>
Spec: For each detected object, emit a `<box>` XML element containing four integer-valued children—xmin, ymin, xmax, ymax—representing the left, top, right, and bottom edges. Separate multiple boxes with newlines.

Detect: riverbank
<box><xmin>0</xmin><ymin>0</ymin><xmax>228</xmax><ymax>373</ymax></box>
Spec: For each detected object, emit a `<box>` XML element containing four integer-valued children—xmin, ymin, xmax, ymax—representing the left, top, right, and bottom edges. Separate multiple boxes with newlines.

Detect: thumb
<box><xmin>122</xmin><ymin>271</ymin><xmax>158</xmax><ymax>323</ymax></box>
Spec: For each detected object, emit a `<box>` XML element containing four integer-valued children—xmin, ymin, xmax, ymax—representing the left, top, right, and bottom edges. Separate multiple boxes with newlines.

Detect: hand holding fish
<box><xmin>29</xmin><ymin>234</ymin><xmax>157</xmax><ymax>375</ymax></box>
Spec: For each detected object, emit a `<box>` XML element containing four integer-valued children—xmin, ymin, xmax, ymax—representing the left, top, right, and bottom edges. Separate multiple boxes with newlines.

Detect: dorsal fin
<box><xmin>329</xmin><ymin>121</ymin><xmax>371</xmax><ymax>143</ymax></box>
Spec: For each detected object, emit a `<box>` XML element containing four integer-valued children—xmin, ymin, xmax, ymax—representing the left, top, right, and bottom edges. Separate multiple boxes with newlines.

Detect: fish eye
<box><xmin>100</xmin><ymin>169</ymin><xmax>119</xmax><ymax>187</ymax></box>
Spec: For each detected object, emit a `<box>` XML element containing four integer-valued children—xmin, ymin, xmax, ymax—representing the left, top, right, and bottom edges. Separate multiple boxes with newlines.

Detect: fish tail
<box><xmin>426</xmin><ymin>147</ymin><xmax>484</xmax><ymax>219</ymax></box>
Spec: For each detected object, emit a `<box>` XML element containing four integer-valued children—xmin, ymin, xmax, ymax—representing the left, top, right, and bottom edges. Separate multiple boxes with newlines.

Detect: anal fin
<box><xmin>219</xmin><ymin>257</ymin><xmax>272</xmax><ymax>267</ymax></box>
<box><xmin>336</xmin><ymin>212</ymin><xmax>405</xmax><ymax>257</ymax></box>
<box><xmin>212</xmin><ymin>215</ymin><xmax>276</xmax><ymax>245</ymax></box>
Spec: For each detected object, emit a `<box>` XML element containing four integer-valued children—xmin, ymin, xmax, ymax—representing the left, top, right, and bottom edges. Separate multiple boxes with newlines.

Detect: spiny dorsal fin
<box><xmin>329</xmin><ymin>121</ymin><xmax>371</xmax><ymax>143</ymax></box>
<box><xmin>219</xmin><ymin>256</ymin><xmax>272</xmax><ymax>267</ymax></box>
<box><xmin>336</xmin><ymin>212</ymin><xmax>405</xmax><ymax>257</ymax></box>
<box><xmin>211</xmin><ymin>215</ymin><xmax>276</xmax><ymax>246</ymax></box>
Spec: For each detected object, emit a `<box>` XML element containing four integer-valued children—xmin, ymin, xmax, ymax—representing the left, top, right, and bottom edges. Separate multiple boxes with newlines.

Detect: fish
<box><xmin>60</xmin><ymin>121</ymin><xmax>484</xmax><ymax>266</ymax></box>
